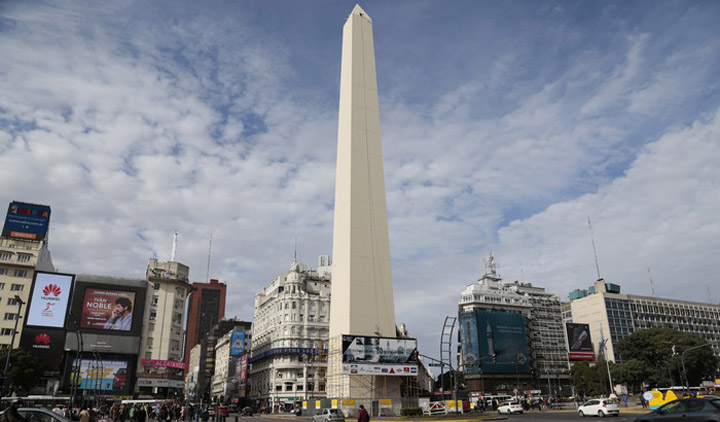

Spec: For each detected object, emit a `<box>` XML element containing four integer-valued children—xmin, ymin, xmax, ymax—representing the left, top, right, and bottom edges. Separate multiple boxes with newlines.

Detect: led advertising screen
<box><xmin>19</xmin><ymin>326</ymin><xmax>66</xmax><ymax>374</ymax></box>
<box><xmin>2</xmin><ymin>202</ymin><xmax>51</xmax><ymax>241</ymax></box>
<box><xmin>70</xmin><ymin>359</ymin><xmax>129</xmax><ymax>392</ymax></box>
<box><xmin>341</xmin><ymin>335</ymin><xmax>418</xmax><ymax>376</ymax></box>
<box><xmin>566</xmin><ymin>323</ymin><xmax>595</xmax><ymax>360</ymax></box>
<box><xmin>473</xmin><ymin>310</ymin><xmax>531</xmax><ymax>374</ymax></box>
<box><xmin>80</xmin><ymin>288</ymin><xmax>136</xmax><ymax>332</ymax></box>
<box><xmin>25</xmin><ymin>271</ymin><xmax>75</xmax><ymax>328</ymax></box>
<box><xmin>234</xmin><ymin>354</ymin><xmax>248</xmax><ymax>384</ymax></box>
<box><xmin>231</xmin><ymin>330</ymin><xmax>245</xmax><ymax>356</ymax></box>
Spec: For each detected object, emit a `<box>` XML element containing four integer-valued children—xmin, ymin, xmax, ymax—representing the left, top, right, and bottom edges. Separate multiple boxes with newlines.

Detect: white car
<box><xmin>497</xmin><ymin>400</ymin><xmax>524</xmax><ymax>415</ymax></box>
<box><xmin>312</xmin><ymin>409</ymin><xmax>346</xmax><ymax>422</ymax></box>
<box><xmin>578</xmin><ymin>398</ymin><xmax>620</xmax><ymax>417</ymax></box>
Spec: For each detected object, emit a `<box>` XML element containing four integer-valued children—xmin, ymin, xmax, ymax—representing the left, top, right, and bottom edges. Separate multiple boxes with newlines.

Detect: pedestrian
<box><xmin>4</xmin><ymin>399</ymin><xmax>28</xmax><ymax>422</ymax></box>
<box><xmin>357</xmin><ymin>405</ymin><xmax>369</xmax><ymax>422</ymax></box>
<box><xmin>79</xmin><ymin>407</ymin><xmax>91</xmax><ymax>422</ymax></box>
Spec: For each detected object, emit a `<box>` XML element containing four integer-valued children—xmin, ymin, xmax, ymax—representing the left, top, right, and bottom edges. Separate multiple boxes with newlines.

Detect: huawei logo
<box><xmin>43</xmin><ymin>284</ymin><xmax>62</xmax><ymax>296</ymax></box>
<box><xmin>35</xmin><ymin>333</ymin><xmax>51</xmax><ymax>345</ymax></box>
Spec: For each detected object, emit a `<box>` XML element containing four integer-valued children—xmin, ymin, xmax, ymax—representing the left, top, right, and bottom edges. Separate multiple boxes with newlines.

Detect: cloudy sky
<box><xmin>2</xmin><ymin>0</ymin><xmax>719</xmax><ymax>359</ymax></box>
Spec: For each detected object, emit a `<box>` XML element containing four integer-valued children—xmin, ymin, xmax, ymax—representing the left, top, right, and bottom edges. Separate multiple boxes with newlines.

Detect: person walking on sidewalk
<box><xmin>357</xmin><ymin>405</ymin><xmax>369</xmax><ymax>422</ymax></box>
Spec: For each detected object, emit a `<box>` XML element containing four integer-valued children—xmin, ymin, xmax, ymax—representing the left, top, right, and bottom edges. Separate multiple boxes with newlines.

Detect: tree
<box><xmin>612</xmin><ymin>358</ymin><xmax>649</xmax><ymax>393</ymax></box>
<box><xmin>571</xmin><ymin>361</ymin><xmax>605</xmax><ymax>397</ymax></box>
<box><xmin>615</xmin><ymin>327</ymin><xmax>717</xmax><ymax>388</ymax></box>
<box><xmin>0</xmin><ymin>347</ymin><xmax>46</xmax><ymax>394</ymax></box>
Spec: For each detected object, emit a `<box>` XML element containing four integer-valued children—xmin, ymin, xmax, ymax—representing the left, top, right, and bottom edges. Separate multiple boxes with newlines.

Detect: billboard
<box><xmin>464</xmin><ymin>310</ymin><xmax>531</xmax><ymax>375</ymax></box>
<box><xmin>234</xmin><ymin>354</ymin><xmax>248</xmax><ymax>384</ymax></box>
<box><xmin>71</xmin><ymin>359</ymin><xmax>129</xmax><ymax>392</ymax></box>
<box><xmin>341</xmin><ymin>335</ymin><xmax>418</xmax><ymax>376</ymax></box>
<box><xmin>459</xmin><ymin>311</ymin><xmax>480</xmax><ymax>369</ymax></box>
<box><xmin>566</xmin><ymin>323</ymin><xmax>595</xmax><ymax>360</ymax></box>
<box><xmin>25</xmin><ymin>271</ymin><xmax>75</xmax><ymax>328</ymax></box>
<box><xmin>18</xmin><ymin>326</ymin><xmax>66</xmax><ymax>374</ymax></box>
<box><xmin>80</xmin><ymin>288</ymin><xmax>136</xmax><ymax>331</ymax></box>
<box><xmin>141</xmin><ymin>359</ymin><xmax>185</xmax><ymax>370</ymax></box>
<box><xmin>2</xmin><ymin>201</ymin><xmax>51</xmax><ymax>241</ymax></box>
<box><xmin>231</xmin><ymin>330</ymin><xmax>245</xmax><ymax>356</ymax></box>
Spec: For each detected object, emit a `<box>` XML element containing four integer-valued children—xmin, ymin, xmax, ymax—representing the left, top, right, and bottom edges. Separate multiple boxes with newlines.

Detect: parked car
<box><xmin>497</xmin><ymin>400</ymin><xmax>524</xmax><ymax>415</ymax></box>
<box><xmin>312</xmin><ymin>408</ymin><xmax>345</xmax><ymax>422</ymax></box>
<box><xmin>578</xmin><ymin>398</ymin><xmax>620</xmax><ymax>417</ymax></box>
<box><xmin>634</xmin><ymin>397</ymin><xmax>720</xmax><ymax>422</ymax></box>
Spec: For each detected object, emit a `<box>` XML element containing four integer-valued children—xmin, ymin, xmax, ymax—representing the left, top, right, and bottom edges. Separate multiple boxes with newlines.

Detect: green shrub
<box><xmin>400</xmin><ymin>408</ymin><xmax>423</xmax><ymax>416</ymax></box>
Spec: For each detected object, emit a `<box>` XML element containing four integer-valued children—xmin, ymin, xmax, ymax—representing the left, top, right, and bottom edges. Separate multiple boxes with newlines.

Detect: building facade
<box><xmin>0</xmin><ymin>202</ymin><xmax>55</xmax><ymax>350</ymax></box>
<box><xmin>184</xmin><ymin>279</ymin><xmax>227</xmax><ymax>371</ymax></box>
<box><xmin>569</xmin><ymin>279</ymin><xmax>720</xmax><ymax>364</ymax></box>
<box><xmin>458</xmin><ymin>253</ymin><xmax>570</xmax><ymax>395</ymax></box>
<box><xmin>136</xmin><ymin>258</ymin><xmax>192</xmax><ymax>397</ymax></box>
<box><xmin>249</xmin><ymin>256</ymin><xmax>331</xmax><ymax>411</ymax></box>
<box><xmin>211</xmin><ymin>324</ymin><xmax>251</xmax><ymax>402</ymax></box>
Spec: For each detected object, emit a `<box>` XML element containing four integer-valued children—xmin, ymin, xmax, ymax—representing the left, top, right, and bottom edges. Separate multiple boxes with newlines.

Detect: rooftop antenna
<box><xmin>294</xmin><ymin>237</ymin><xmax>297</xmax><ymax>263</ymax></box>
<box><xmin>171</xmin><ymin>231</ymin><xmax>178</xmax><ymax>261</ymax></box>
<box><xmin>206</xmin><ymin>233</ymin><xmax>213</xmax><ymax>282</ymax></box>
<box><xmin>587</xmin><ymin>217</ymin><xmax>602</xmax><ymax>280</ymax></box>
<box><xmin>647</xmin><ymin>267</ymin><xmax>656</xmax><ymax>297</ymax></box>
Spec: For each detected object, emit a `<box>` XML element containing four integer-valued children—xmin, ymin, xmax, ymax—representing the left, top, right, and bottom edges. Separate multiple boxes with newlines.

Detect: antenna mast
<box><xmin>206</xmin><ymin>233</ymin><xmax>213</xmax><ymax>282</ymax></box>
<box><xmin>647</xmin><ymin>267</ymin><xmax>656</xmax><ymax>296</ymax></box>
<box><xmin>171</xmin><ymin>231</ymin><xmax>178</xmax><ymax>261</ymax></box>
<box><xmin>588</xmin><ymin>217</ymin><xmax>602</xmax><ymax>280</ymax></box>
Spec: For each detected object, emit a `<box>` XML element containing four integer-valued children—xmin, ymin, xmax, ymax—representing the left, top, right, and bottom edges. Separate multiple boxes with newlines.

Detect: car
<box><xmin>578</xmin><ymin>398</ymin><xmax>620</xmax><ymax>417</ymax></box>
<box><xmin>634</xmin><ymin>397</ymin><xmax>720</xmax><ymax>422</ymax></box>
<box><xmin>218</xmin><ymin>406</ymin><xmax>229</xmax><ymax>416</ymax></box>
<box><xmin>9</xmin><ymin>408</ymin><xmax>73</xmax><ymax>422</ymax></box>
<box><xmin>497</xmin><ymin>400</ymin><xmax>524</xmax><ymax>415</ymax></box>
<box><xmin>312</xmin><ymin>408</ymin><xmax>346</xmax><ymax>422</ymax></box>
<box><xmin>228</xmin><ymin>404</ymin><xmax>238</xmax><ymax>413</ymax></box>
<box><xmin>113</xmin><ymin>367</ymin><xmax>127</xmax><ymax>390</ymax></box>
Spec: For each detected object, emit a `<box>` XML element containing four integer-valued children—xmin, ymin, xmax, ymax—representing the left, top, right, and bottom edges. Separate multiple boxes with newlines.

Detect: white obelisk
<box><xmin>328</xmin><ymin>4</ymin><xmax>399</xmax><ymax>400</ymax></box>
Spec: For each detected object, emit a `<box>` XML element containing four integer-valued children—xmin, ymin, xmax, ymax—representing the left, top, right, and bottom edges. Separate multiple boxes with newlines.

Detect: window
<box><xmin>13</xmin><ymin>270</ymin><xmax>27</xmax><ymax>278</ymax></box>
<box><xmin>7</xmin><ymin>297</ymin><xmax>19</xmax><ymax>306</ymax></box>
<box><xmin>285</xmin><ymin>385</ymin><xmax>293</xmax><ymax>391</ymax></box>
<box><xmin>17</xmin><ymin>253</ymin><xmax>31</xmax><ymax>263</ymax></box>
<box><xmin>0</xmin><ymin>328</ymin><xmax>12</xmax><ymax>335</ymax></box>
<box><xmin>0</xmin><ymin>269</ymin><xmax>8</xmax><ymax>276</ymax></box>
<box><xmin>0</xmin><ymin>283</ymin><xmax>5</xmax><ymax>289</ymax></box>
<box><xmin>10</xmin><ymin>284</ymin><xmax>23</xmax><ymax>291</ymax></box>
<box><xmin>292</xmin><ymin>301</ymin><xmax>296</xmax><ymax>309</ymax></box>
<box><xmin>153</xmin><ymin>283</ymin><xmax>160</xmax><ymax>290</ymax></box>
<box><xmin>4</xmin><ymin>313</ymin><xmax>17</xmax><ymax>321</ymax></box>
<box><xmin>152</xmin><ymin>296</ymin><xmax>159</xmax><ymax>306</ymax></box>
<box><xmin>173</xmin><ymin>312</ymin><xmax>182</xmax><ymax>323</ymax></box>
<box><xmin>275</xmin><ymin>386</ymin><xmax>282</xmax><ymax>392</ymax></box>
<box><xmin>175</xmin><ymin>299</ymin><xmax>183</xmax><ymax>309</ymax></box>
<box><xmin>0</xmin><ymin>252</ymin><xmax>11</xmax><ymax>261</ymax></box>
<box><xmin>149</xmin><ymin>311</ymin><xmax>157</xmax><ymax>320</ymax></box>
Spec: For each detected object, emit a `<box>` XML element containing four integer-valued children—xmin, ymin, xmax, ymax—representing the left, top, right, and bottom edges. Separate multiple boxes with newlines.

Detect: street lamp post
<box><xmin>3</xmin><ymin>295</ymin><xmax>26</xmax><ymax>395</ymax></box>
<box><xmin>681</xmin><ymin>342</ymin><xmax>714</xmax><ymax>394</ymax></box>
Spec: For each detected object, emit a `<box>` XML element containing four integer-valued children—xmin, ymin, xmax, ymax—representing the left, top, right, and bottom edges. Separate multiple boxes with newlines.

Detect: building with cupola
<box><xmin>248</xmin><ymin>255</ymin><xmax>331</xmax><ymax>411</ymax></box>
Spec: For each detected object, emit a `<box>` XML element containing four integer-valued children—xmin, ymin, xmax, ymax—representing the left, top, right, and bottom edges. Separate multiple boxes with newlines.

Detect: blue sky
<box><xmin>2</xmin><ymin>0</ymin><xmax>719</xmax><ymax>360</ymax></box>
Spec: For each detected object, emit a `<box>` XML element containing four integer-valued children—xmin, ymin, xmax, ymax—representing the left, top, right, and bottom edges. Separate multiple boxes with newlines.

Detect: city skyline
<box><xmin>2</xmin><ymin>0</ymin><xmax>719</xmax><ymax>356</ymax></box>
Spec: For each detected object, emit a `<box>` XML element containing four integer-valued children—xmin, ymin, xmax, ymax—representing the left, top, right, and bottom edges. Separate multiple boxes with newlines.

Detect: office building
<box><xmin>249</xmin><ymin>256</ymin><xmax>331</xmax><ymax>411</ymax></box>
<box><xmin>184</xmin><ymin>279</ymin><xmax>227</xmax><ymax>370</ymax></box>
<box><xmin>569</xmin><ymin>279</ymin><xmax>720</xmax><ymax>364</ymax></box>
<box><xmin>136</xmin><ymin>258</ymin><xmax>192</xmax><ymax>396</ymax></box>
<box><xmin>458</xmin><ymin>253</ymin><xmax>570</xmax><ymax>395</ymax></box>
<box><xmin>0</xmin><ymin>201</ymin><xmax>55</xmax><ymax>350</ymax></box>
<box><xmin>192</xmin><ymin>318</ymin><xmax>244</xmax><ymax>403</ymax></box>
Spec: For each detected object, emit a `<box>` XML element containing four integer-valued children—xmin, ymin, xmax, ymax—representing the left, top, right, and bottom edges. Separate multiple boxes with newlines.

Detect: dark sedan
<box><xmin>634</xmin><ymin>397</ymin><xmax>720</xmax><ymax>422</ymax></box>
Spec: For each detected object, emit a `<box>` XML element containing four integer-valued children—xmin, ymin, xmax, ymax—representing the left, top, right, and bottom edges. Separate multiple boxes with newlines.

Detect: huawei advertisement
<box><xmin>460</xmin><ymin>310</ymin><xmax>531</xmax><ymax>374</ymax></box>
<box><xmin>25</xmin><ymin>271</ymin><xmax>75</xmax><ymax>328</ymax></box>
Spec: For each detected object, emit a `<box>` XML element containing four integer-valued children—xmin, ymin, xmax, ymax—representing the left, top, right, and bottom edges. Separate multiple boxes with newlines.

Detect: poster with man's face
<box><xmin>80</xmin><ymin>288</ymin><xmax>136</xmax><ymax>331</ymax></box>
